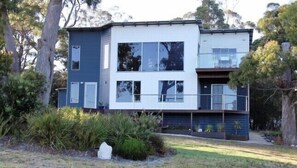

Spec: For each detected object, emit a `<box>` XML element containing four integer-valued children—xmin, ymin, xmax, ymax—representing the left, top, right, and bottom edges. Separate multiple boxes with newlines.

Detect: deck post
<box><xmin>222</xmin><ymin>111</ymin><xmax>225</xmax><ymax>139</ymax></box>
<box><xmin>190</xmin><ymin>112</ymin><xmax>193</xmax><ymax>133</ymax></box>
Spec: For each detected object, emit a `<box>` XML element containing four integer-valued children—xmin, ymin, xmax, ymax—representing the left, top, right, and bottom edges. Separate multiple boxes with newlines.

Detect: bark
<box><xmin>281</xmin><ymin>94</ymin><xmax>297</xmax><ymax>145</ymax></box>
<box><xmin>35</xmin><ymin>0</ymin><xmax>62</xmax><ymax>106</ymax></box>
<box><xmin>2</xmin><ymin>10</ymin><xmax>19</xmax><ymax>73</ymax></box>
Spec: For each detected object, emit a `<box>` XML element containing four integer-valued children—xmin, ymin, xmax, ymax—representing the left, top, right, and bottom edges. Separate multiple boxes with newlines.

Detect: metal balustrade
<box><xmin>198</xmin><ymin>52</ymin><xmax>247</xmax><ymax>68</ymax></box>
<box><xmin>120</xmin><ymin>94</ymin><xmax>248</xmax><ymax>111</ymax></box>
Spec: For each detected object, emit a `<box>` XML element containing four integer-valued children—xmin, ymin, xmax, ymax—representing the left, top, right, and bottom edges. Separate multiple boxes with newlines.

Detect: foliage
<box><xmin>26</xmin><ymin>107</ymin><xmax>109</xmax><ymax>150</ymax></box>
<box><xmin>205</xmin><ymin>124</ymin><xmax>213</xmax><ymax>132</ymax></box>
<box><xmin>0</xmin><ymin>51</ymin><xmax>13</xmax><ymax>78</ymax></box>
<box><xmin>195</xmin><ymin>0</ymin><xmax>229</xmax><ymax>29</ymax></box>
<box><xmin>26</xmin><ymin>108</ymin><xmax>162</xmax><ymax>154</ymax></box>
<box><xmin>148</xmin><ymin>134</ymin><xmax>166</xmax><ymax>155</ymax></box>
<box><xmin>26</xmin><ymin>108</ymin><xmax>76</xmax><ymax>149</ymax></box>
<box><xmin>76</xmin><ymin>115</ymin><xmax>109</xmax><ymax>150</ymax></box>
<box><xmin>250</xmin><ymin>86</ymin><xmax>281</xmax><ymax>130</ymax></box>
<box><xmin>114</xmin><ymin>137</ymin><xmax>148</xmax><ymax>160</ymax></box>
<box><xmin>216</xmin><ymin>123</ymin><xmax>224</xmax><ymax>132</ymax></box>
<box><xmin>0</xmin><ymin>70</ymin><xmax>45</xmax><ymax>121</ymax></box>
<box><xmin>0</xmin><ymin>114</ymin><xmax>12</xmax><ymax>138</ymax></box>
<box><xmin>279</xmin><ymin>1</ymin><xmax>297</xmax><ymax>45</ymax></box>
<box><xmin>234</xmin><ymin>121</ymin><xmax>241</xmax><ymax>135</ymax></box>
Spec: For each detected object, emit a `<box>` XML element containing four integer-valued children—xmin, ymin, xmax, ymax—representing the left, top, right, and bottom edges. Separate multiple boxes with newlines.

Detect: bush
<box><xmin>148</xmin><ymin>134</ymin><xmax>166</xmax><ymax>155</ymax></box>
<box><xmin>107</xmin><ymin>112</ymin><xmax>136</xmax><ymax>146</ymax></box>
<box><xmin>77</xmin><ymin>115</ymin><xmax>109</xmax><ymax>150</ymax></box>
<box><xmin>26</xmin><ymin>107</ymin><xmax>110</xmax><ymax>150</ymax></box>
<box><xmin>26</xmin><ymin>108</ymin><xmax>76</xmax><ymax>149</ymax></box>
<box><xmin>0</xmin><ymin>114</ymin><xmax>11</xmax><ymax>138</ymax></box>
<box><xmin>115</xmin><ymin>138</ymin><xmax>148</xmax><ymax>160</ymax></box>
<box><xmin>0</xmin><ymin>70</ymin><xmax>45</xmax><ymax>121</ymax></box>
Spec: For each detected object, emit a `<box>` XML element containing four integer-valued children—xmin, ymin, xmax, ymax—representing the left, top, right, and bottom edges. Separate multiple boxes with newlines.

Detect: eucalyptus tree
<box><xmin>35</xmin><ymin>0</ymin><xmax>101</xmax><ymax>106</ymax></box>
<box><xmin>229</xmin><ymin>2</ymin><xmax>297</xmax><ymax>145</ymax></box>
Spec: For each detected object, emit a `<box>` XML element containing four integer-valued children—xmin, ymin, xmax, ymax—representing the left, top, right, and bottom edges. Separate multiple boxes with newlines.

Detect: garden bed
<box><xmin>191</xmin><ymin>132</ymin><xmax>226</xmax><ymax>139</ymax></box>
<box><xmin>162</xmin><ymin>129</ymin><xmax>192</xmax><ymax>135</ymax></box>
<box><xmin>226</xmin><ymin>134</ymin><xmax>248</xmax><ymax>141</ymax></box>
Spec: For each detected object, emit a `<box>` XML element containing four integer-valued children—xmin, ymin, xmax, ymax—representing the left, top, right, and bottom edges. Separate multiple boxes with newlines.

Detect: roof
<box><xmin>66</xmin><ymin>20</ymin><xmax>253</xmax><ymax>48</ymax></box>
<box><xmin>66</xmin><ymin>20</ymin><xmax>203</xmax><ymax>31</ymax></box>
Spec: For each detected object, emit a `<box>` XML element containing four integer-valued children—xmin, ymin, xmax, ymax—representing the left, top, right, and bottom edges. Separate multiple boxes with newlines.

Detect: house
<box><xmin>58</xmin><ymin>20</ymin><xmax>253</xmax><ymax>140</ymax></box>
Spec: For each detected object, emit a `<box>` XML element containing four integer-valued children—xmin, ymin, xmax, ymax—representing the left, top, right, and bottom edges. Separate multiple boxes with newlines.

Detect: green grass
<box><xmin>163</xmin><ymin>135</ymin><xmax>297</xmax><ymax>168</ymax></box>
<box><xmin>1</xmin><ymin>135</ymin><xmax>297</xmax><ymax>167</ymax></box>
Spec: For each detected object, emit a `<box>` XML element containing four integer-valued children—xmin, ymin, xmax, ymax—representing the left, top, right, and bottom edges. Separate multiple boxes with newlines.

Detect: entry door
<box><xmin>84</xmin><ymin>82</ymin><xmax>97</xmax><ymax>108</ymax></box>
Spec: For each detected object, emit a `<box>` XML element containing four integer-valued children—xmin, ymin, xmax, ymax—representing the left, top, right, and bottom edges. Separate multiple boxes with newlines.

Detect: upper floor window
<box><xmin>117</xmin><ymin>42</ymin><xmax>184</xmax><ymax>72</ymax></box>
<box><xmin>71</xmin><ymin>45</ymin><xmax>80</xmax><ymax>70</ymax></box>
<box><xmin>213</xmin><ymin>48</ymin><xmax>236</xmax><ymax>68</ymax></box>
<box><xmin>116</xmin><ymin>81</ymin><xmax>141</xmax><ymax>102</ymax></box>
<box><xmin>159</xmin><ymin>80</ymin><xmax>184</xmax><ymax>102</ymax></box>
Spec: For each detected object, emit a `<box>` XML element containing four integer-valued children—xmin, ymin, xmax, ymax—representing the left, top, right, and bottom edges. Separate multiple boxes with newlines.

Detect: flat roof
<box><xmin>66</xmin><ymin>20</ymin><xmax>203</xmax><ymax>31</ymax></box>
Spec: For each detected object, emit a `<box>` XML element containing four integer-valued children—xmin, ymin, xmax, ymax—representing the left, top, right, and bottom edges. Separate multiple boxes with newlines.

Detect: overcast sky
<box><xmin>99</xmin><ymin>0</ymin><xmax>292</xmax><ymax>39</ymax></box>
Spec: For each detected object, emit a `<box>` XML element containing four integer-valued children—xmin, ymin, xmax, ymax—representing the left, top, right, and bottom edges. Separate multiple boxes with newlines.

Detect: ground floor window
<box><xmin>116</xmin><ymin>81</ymin><xmax>141</xmax><ymax>102</ymax></box>
<box><xmin>159</xmin><ymin>81</ymin><xmax>184</xmax><ymax>102</ymax></box>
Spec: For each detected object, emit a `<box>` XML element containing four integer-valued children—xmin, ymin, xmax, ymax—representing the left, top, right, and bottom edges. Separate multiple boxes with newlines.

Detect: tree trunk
<box><xmin>35</xmin><ymin>0</ymin><xmax>62</xmax><ymax>106</ymax></box>
<box><xmin>2</xmin><ymin>10</ymin><xmax>19</xmax><ymax>73</ymax></box>
<box><xmin>281</xmin><ymin>94</ymin><xmax>297</xmax><ymax>145</ymax></box>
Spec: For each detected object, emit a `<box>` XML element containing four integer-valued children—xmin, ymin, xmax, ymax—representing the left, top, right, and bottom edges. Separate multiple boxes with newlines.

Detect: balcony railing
<box><xmin>116</xmin><ymin>94</ymin><xmax>248</xmax><ymax>111</ymax></box>
<box><xmin>197</xmin><ymin>52</ymin><xmax>247</xmax><ymax>69</ymax></box>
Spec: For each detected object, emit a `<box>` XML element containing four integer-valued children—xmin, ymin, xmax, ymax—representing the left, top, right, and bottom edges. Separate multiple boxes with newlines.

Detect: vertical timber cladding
<box><xmin>67</xmin><ymin>30</ymin><xmax>101</xmax><ymax>108</ymax></box>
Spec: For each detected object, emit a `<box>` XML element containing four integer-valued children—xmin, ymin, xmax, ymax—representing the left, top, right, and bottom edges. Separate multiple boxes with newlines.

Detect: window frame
<box><xmin>71</xmin><ymin>45</ymin><xmax>81</xmax><ymax>70</ymax></box>
<box><xmin>158</xmin><ymin>80</ymin><xmax>184</xmax><ymax>102</ymax></box>
<box><xmin>116</xmin><ymin>81</ymin><xmax>141</xmax><ymax>102</ymax></box>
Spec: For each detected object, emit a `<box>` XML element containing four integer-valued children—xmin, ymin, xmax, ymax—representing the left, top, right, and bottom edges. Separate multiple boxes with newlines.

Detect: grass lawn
<box><xmin>1</xmin><ymin>135</ymin><xmax>297</xmax><ymax>168</ymax></box>
<box><xmin>162</xmin><ymin>135</ymin><xmax>297</xmax><ymax>168</ymax></box>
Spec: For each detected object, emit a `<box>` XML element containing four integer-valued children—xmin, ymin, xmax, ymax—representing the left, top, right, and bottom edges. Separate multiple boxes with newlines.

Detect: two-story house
<box><xmin>57</xmin><ymin>20</ymin><xmax>253</xmax><ymax>140</ymax></box>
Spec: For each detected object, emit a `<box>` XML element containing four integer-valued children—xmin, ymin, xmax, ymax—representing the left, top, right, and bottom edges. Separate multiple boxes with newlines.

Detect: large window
<box><xmin>117</xmin><ymin>42</ymin><xmax>184</xmax><ymax>71</ymax></box>
<box><xmin>159</xmin><ymin>81</ymin><xmax>183</xmax><ymax>102</ymax></box>
<box><xmin>71</xmin><ymin>45</ymin><xmax>80</xmax><ymax>70</ymax></box>
<box><xmin>117</xmin><ymin>43</ymin><xmax>142</xmax><ymax>71</ymax></box>
<box><xmin>159</xmin><ymin>42</ymin><xmax>184</xmax><ymax>71</ymax></box>
<box><xmin>213</xmin><ymin>48</ymin><xmax>236</xmax><ymax>68</ymax></box>
<box><xmin>116</xmin><ymin>81</ymin><xmax>141</xmax><ymax>102</ymax></box>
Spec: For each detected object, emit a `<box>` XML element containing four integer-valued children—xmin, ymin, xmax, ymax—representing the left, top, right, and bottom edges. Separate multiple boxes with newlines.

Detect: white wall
<box><xmin>199</xmin><ymin>33</ymin><xmax>250</xmax><ymax>68</ymax></box>
<box><xmin>200</xmin><ymin>33</ymin><xmax>250</xmax><ymax>53</ymax></box>
<box><xmin>109</xmin><ymin>24</ymin><xmax>200</xmax><ymax>110</ymax></box>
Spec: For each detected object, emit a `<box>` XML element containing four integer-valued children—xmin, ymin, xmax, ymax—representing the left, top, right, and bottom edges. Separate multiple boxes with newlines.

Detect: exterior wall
<box><xmin>163</xmin><ymin>113</ymin><xmax>191</xmax><ymax>128</ymax></box>
<box><xmin>57</xmin><ymin>88</ymin><xmax>67</xmax><ymax>108</ymax></box>
<box><xmin>225</xmin><ymin>114</ymin><xmax>249</xmax><ymax>137</ymax></box>
<box><xmin>99</xmin><ymin>29</ymin><xmax>111</xmax><ymax>107</ymax></box>
<box><xmin>193</xmin><ymin>113</ymin><xmax>223</xmax><ymax>131</ymax></box>
<box><xmin>109</xmin><ymin>24</ymin><xmax>200</xmax><ymax>110</ymax></box>
<box><xmin>200</xmin><ymin>32</ymin><xmax>250</xmax><ymax>53</ymax></box>
<box><xmin>67</xmin><ymin>31</ymin><xmax>101</xmax><ymax>108</ymax></box>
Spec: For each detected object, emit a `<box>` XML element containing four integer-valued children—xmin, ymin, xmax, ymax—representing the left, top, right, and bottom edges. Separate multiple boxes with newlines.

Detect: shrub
<box><xmin>0</xmin><ymin>70</ymin><xmax>45</xmax><ymax>121</ymax></box>
<box><xmin>26</xmin><ymin>107</ymin><xmax>110</xmax><ymax>150</ymax></box>
<box><xmin>133</xmin><ymin>112</ymin><xmax>158</xmax><ymax>141</ymax></box>
<box><xmin>0</xmin><ymin>114</ymin><xmax>11</xmax><ymax>138</ymax></box>
<box><xmin>216</xmin><ymin>123</ymin><xmax>224</xmax><ymax>132</ymax></box>
<box><xmin>148</xmin><ymin>134</ymin><xmax>166</xmax><ymax>155</ymax></box>
<box><xmin>26</xmin><ymin>108</ymin><xmax>76</xmax><ymax>149</ymax></box>
<box><xmin>205</xmin><ymin>124</ymin><xmax>213</xmax><ymax>132</ymax></box>
<box><xmin>115</xmin><ymin>138</ymin><xmax>148</xmax><ymax>160</ymax></box>
<box><xmin>107</xmin><ymin>112</ymin><xmax>136</xmax><ymax>146</ymax></box>
<box><xmin>77</xmin><ymin>115</ymin><xmax>109</xmax><ymax>150</ymax></box>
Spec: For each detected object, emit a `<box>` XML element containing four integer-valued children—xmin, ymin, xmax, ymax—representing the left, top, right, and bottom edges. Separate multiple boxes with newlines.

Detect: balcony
<box><xmin>197</xmin><ymin>52</ymin><xmax>247</xmax><ymax>69</ymax></box>
<box><xmin>114</xmin><ymin>94</ymin><xmax>248</xmax><ymax>112</ymax></box>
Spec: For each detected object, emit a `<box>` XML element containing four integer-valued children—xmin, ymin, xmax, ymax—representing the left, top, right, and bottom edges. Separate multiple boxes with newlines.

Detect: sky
<box><xmin>99</xmin><ymin>0</ymin><xmax>292</xmax><ymax>39</ymax></box>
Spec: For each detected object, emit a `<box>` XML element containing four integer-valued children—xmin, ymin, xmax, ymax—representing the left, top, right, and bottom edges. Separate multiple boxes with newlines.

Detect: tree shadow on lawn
<box><xmin>170</xmin><ymin>147</ymin><xmax>296</xmax><ymax>168</ymax></box>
